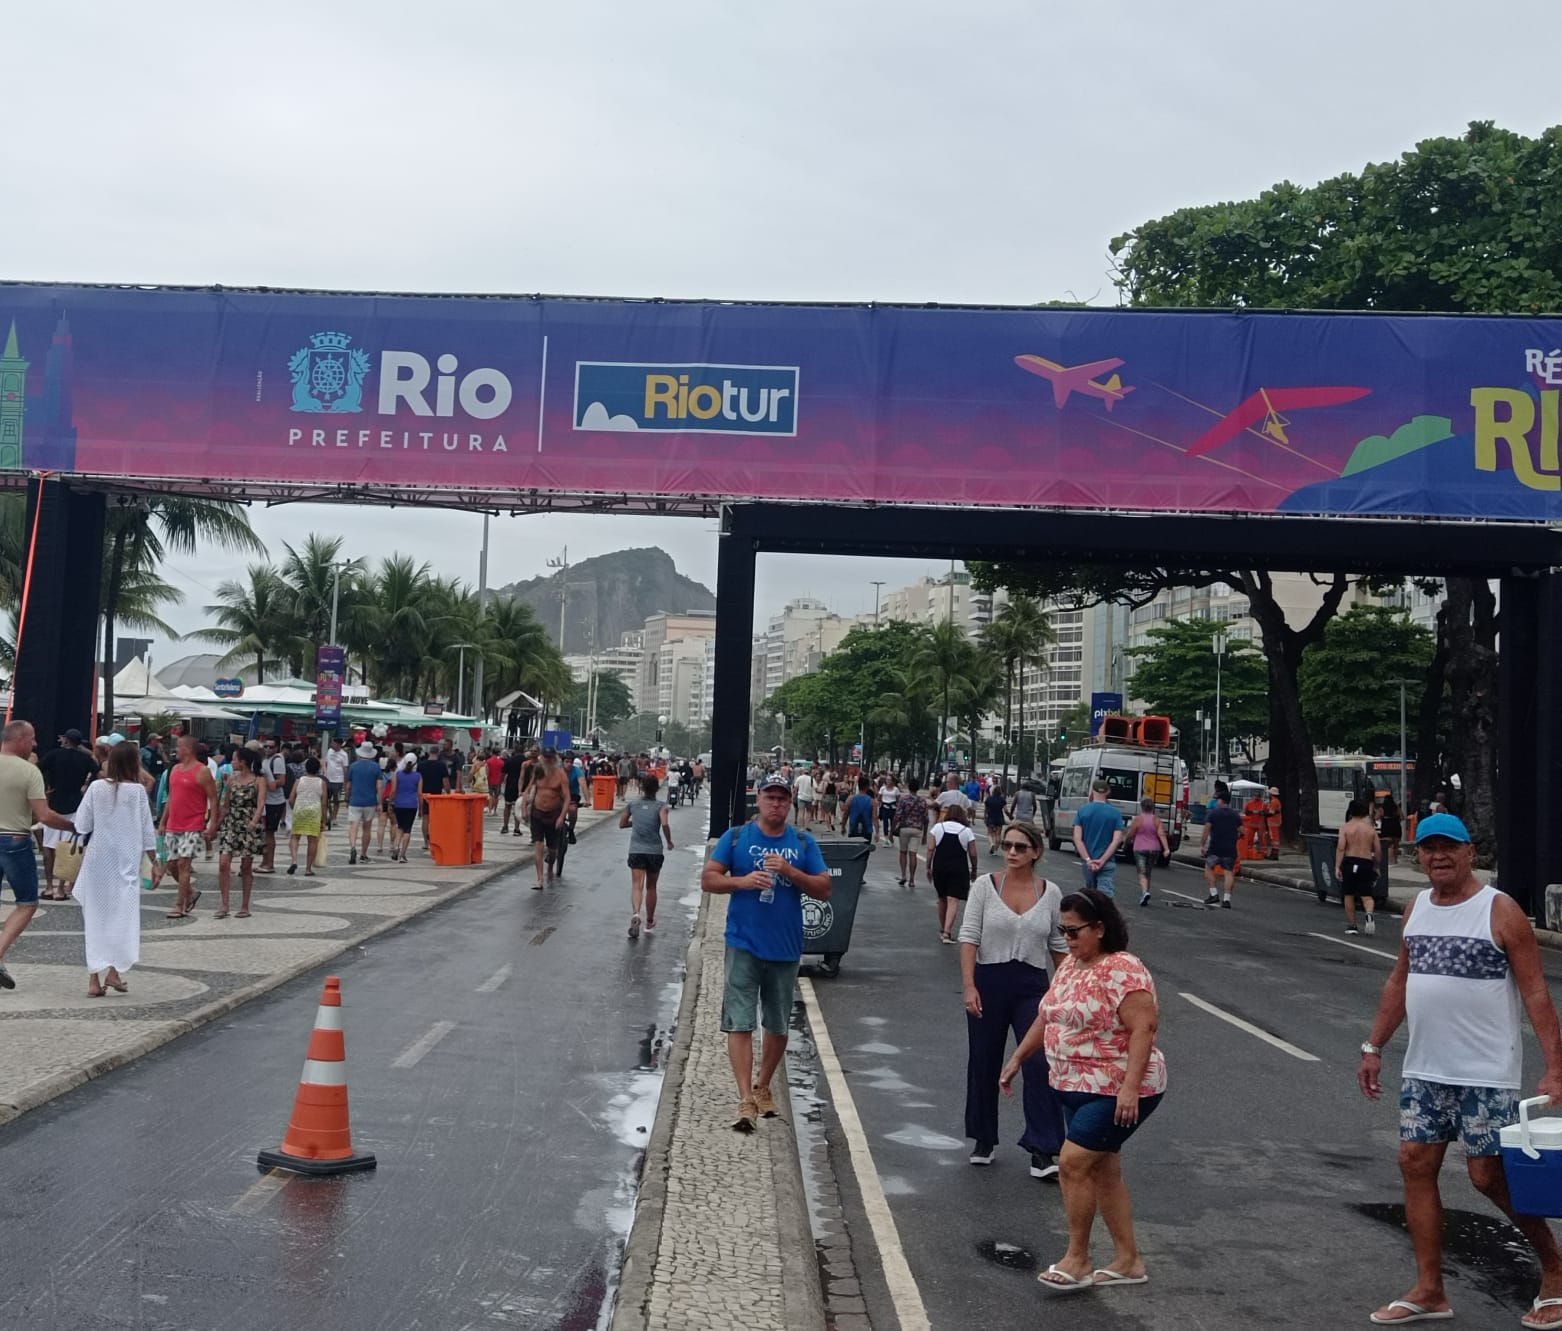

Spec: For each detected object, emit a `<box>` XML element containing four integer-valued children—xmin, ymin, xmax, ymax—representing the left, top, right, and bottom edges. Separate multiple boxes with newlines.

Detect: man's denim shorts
<box><xmin>721</xmin><ymin>947</ymin><xmax>800</xmax><ymax>1036</ymax></box>
<box><xmin>0</xmin><ymin>833</ymin><xmax>39</xmax><ymax>906</ymax></box>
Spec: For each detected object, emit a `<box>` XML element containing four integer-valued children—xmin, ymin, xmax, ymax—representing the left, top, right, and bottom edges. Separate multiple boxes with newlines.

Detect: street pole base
<box><xmin>257</xmin><ymin>1148</ymin><xmax>378</xmax><ymax>1177</ymax></box>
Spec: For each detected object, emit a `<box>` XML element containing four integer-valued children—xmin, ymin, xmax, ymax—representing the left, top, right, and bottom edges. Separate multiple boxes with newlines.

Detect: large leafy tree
<box><xmin>281</xmin><ymin>534</ymin><xmax>364</xmax><ymax>673</ymax></box>
<box><xmin>563</xmin><ymin>671</ymin><xmax>634</xmax><ymax>735</ymax></box>
<box><xmin>1125</xmin><ymin>618</ymin><xmax>1268</xmax><ymax>771</ymax></box>
<box><xmin>1299</xmin><ymin>606</ymin><xmax>1436</xmax><ymax>756</ymax></box>
<box><xmin>1104</xmin><ymin>120</ymin><xmax>1562</xmax><ymax>858</ymax></box>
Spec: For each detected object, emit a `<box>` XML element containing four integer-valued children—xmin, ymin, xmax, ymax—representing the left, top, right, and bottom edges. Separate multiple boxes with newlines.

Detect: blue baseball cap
<box><xmin>1416</xmin><ymin>812</ymin><xmax>1471</xmax><ymax>845</ymax></box>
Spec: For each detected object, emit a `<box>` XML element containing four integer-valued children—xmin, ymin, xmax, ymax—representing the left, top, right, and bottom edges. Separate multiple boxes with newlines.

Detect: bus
<box><xmin>1314</xmin><ymin>755</ymin><xmax>1413</xmax><ymax>828</ymax></box>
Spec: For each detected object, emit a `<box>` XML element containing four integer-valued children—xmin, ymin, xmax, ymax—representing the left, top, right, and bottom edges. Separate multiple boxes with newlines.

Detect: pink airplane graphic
<box><xmin>1014</xmin><ymin>354</ymin><xmax>1134</xmax><ymax>411</ymax></box>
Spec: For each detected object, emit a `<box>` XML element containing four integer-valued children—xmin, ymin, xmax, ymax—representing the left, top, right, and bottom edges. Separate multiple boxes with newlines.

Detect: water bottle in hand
<box><xmin>759</xmin><ymin>869</ymin><xmax>777</xmax><ymax>904</ymax></box>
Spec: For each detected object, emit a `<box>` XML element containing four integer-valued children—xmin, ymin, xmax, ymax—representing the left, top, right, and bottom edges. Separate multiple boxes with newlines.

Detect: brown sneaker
<box><xmin>732</xmin><ymin>1097</ymin><xmax>758</xmax><ymax>1133</ymax></box>
<box><xmin>752</xmin><ymin>1084</ymin><xmax>781</xmax><ymax>1119</ymax></box>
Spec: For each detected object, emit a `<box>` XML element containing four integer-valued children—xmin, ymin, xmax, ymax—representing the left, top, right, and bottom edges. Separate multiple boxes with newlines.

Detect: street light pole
<box><xmin>547</xmin><ymin>546</ymin><xmax>569</xmax><ymax>651</ymax></box>
<box><xmin>871</xmin><ymin>580</ymin><xmax>885</xmax><ymax>627</ymax></box>
<box><xmin>1389</xmin><ymin>677</ymin><xmax>1415</xmax><ymax>814</ymax></box>
<box><xmin>473</xmin><ymin>513</ymin><xmax>489</xmax><ymax>722</ymax></box>
<box><xmin>329</xmin><ymin>562</ymin><xmax>343</xmax><ymax>646</ymax></box>
<box><xmin>452</xmin><ymin>642</ymin><xmax>476</xmax><ymax>716</ymax></box>
<box><xmin>1212</xmin><ymin>631</ymin><xmax>1227</xmax><ymax>780</ymax></box>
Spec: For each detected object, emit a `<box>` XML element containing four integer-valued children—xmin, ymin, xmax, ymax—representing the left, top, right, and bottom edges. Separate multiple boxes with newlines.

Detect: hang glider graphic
<box><xmin>1187</xmin><ymin>386</ymin><xmax>1371</xmax><ymax>457</ymax></box>
<box><xmin>1014</xmin><ymin>355</ymin><xmax>1134</xmax><ymax>411</ymax></box>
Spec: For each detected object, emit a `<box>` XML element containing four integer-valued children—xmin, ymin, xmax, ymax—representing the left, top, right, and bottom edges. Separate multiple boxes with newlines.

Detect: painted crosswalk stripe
<box><xmin>391</xmin><ymin>1021</ymin><xmax>456</xmax><ymax>1068</ymax></box>
<box><xmin>1179</xmin><ymin>992</ymin><xmax>1319</xmax><ymax>1062</ymax></box>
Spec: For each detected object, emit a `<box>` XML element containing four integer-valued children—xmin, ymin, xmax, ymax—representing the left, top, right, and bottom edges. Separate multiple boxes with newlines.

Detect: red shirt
<box><xmin>486</xmin><ymin>755</ymin><xmax>503</xmax><ymax>787</ymax></box>
<box><xmin>166</xmin><ymin>762</ymin><xmax>209</xmax><ymax>832</ymax></box>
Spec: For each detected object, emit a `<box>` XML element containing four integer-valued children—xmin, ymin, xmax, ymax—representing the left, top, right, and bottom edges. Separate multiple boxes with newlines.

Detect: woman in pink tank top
<box><xmin>1126</xmin><ymin>798</ymin><xmax>1170</xmax><ymax>909</ymax></box>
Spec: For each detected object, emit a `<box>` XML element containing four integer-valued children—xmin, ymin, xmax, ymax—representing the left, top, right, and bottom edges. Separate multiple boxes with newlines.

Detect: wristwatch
<box><xmin>1360</xmin><ymin>1041</ymin><xmax>1381</xmax><ymax>1056</ymax></box>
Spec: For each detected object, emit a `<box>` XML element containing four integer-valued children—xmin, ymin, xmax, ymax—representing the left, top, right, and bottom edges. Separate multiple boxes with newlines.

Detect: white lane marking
<box><xmin>391</xmin><ymin>1020</ymin><xmax>457</xmax><ymax>1068</ymax></box>
<box><xmin>475</xmin><ymin>964</ymin><xmax>512</xmax><ymax>993</ymax></box>
<box><xmin>1306</xmin><ymin>931</ymin><xmax>1398</xmax><ymax>961</ymax></box>
<box><xmin>1160</xmin><ymin>888</ymin><xmax>1210</xmax><ymax>905</ymax></box>
<box><xmin>799</xmin><ymin>977</ymin><xmax>932</xmax><ymax>1331</ymax></box>
<box><xmin>230</xmin><ymin>1169</ymin><xmax>289</xmax><ymax>1214</ymax></box>
<box><xmin>1178</xmin><ymin>992</ymin><xmax>1320</xmax><ymax>1062</ymax></box>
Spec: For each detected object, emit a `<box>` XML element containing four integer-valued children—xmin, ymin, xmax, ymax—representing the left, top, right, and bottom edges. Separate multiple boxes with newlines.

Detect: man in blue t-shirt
<box><xmin>345</xmin><ymin>743</ymin><xmax>384</xmax><ymax>865</ymax></box>
<box><xmin>703</xmin><ymin>773</ymin><xmax>831</xmax><ymax>1133</ymax></box>
<box><xmin>1201</xmin><ymin>791</ymin><xmax>1243</xmax><ymax>908</ymax></box>
<box><xmin>1072</xmin><ymin>780</ymin><xmax>1126</xmax><ymax>896</ymax></box>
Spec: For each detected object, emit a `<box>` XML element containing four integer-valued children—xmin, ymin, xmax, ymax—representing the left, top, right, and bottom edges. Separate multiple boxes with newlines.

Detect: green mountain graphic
<box><xmin>1340</xmin><ymin>415</ymin><xmax>1454</xmax><ymax>477</ymax></box>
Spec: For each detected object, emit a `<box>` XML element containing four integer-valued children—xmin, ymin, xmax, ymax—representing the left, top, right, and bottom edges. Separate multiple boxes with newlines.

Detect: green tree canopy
<box><xmin>1298</xmin><ymin>606</ymin><xmax>1435</xmax><ymax>755</ymax></box>
<box><xmin>1126</xmin><ymin>618</ymin><xmax>1268</xmax><ymax>771</ymax></box>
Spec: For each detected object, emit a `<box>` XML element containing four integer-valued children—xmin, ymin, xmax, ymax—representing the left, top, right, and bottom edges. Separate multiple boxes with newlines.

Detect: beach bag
<box><xmin>54</xmin><ymin>836</ymin><xmax>86</xmax><ymax>885</ymax></box>
<box><xmin>140</xmin><ymin>853</ymin><xmax>157</xmax><ymax>891</ymax></box>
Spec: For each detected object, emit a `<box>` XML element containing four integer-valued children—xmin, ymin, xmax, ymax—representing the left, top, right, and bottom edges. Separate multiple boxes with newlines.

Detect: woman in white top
<box><xmin>287</xmin><ymin>756</ymin><xmax>327</xmax><ymax>876</ymax></box>
<box><xmin>959</xmin><ymin>820</ymin><xmax>1068</xmax><ymax>1176</ymax></box>
<box><xmin>73</xmin><ymin>741</ymin><xmax>160</xmax><ymax>997</ymax></box>
<box><xmin>927</xmin><ymin>805</ymin><xmax>980</xmax><ymax>943</ymax></box>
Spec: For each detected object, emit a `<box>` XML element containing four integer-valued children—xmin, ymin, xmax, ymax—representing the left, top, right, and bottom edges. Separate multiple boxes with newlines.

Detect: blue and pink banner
<box><xmin>3</xmin><ymin>283</ymin><xmax>1562</xmax><ymax>521</ymax></box>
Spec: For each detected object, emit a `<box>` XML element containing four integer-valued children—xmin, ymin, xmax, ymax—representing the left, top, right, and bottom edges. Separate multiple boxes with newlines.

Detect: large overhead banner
<box><xmin>2</xmin><ymin>283</ymin><xmax>1562</xmax><ymax>521</ymax></box>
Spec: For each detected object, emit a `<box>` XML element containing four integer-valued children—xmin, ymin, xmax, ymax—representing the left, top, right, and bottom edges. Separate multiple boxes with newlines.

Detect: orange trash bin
<box><xmin>592</xmin><ymin>774</ymin><xmax>616</xmax><ymax>811</ymax></box>
<box><xmin>425</xmin><ymin>793</ymin><xmax>487</xmax><ymax>866</ymax></box>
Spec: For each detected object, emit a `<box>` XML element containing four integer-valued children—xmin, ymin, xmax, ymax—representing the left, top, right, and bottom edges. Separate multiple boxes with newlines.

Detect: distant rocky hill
<box><xmin>491</xmin><ymin>547</ymin><xmax>715</xmax><ymax>654</ymax></box>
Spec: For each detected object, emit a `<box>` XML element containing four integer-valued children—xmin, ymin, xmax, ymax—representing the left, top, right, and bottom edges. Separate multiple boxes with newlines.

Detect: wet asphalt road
<box><xmin>0</xmin><ymin>804</ymin><xmax>709</xmax><ymax>1331</ymax></box>
<box><xmin>804</xmin><ymin>845</ymin><xmax>1562</xmax><ymax>1331</ymax></box>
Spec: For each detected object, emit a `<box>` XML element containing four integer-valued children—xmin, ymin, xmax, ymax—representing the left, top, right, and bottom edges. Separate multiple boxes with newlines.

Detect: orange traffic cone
<box><xmin>257</xmin><ymin>975</ymin><xmax>377</xmax><ymax>1176</ymax></box>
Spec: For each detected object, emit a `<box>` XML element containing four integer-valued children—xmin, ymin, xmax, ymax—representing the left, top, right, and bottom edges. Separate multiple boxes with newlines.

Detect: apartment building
<box><xmin>638</xmin><ymin>611</ymin><xmax>716</xmax><ymax>713</ymax></box>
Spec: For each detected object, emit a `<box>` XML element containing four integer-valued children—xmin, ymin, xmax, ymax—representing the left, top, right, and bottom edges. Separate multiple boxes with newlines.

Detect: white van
<box><xmin>1050</xmin><ymin>743</ymin><xmax>1187</xmax><ymax>859</ymax></box>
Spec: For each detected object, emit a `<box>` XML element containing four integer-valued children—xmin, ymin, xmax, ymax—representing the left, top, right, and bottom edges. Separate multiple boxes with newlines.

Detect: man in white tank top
<box><xmin>1359</xmin><ymin>814</ymin><xmax>1562</xmax><ymax>1328</ymax></box>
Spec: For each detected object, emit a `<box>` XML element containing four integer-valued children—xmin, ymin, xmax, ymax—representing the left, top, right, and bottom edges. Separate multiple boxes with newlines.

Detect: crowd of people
<box><xmin>0</xmin><ymin>717</ymin><xmax>708</xmax><ymax>997</ymax></box>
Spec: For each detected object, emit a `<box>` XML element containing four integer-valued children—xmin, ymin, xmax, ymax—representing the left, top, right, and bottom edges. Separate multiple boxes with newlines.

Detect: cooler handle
<box><xmin>1519</xmin><ymin>1095</ymin><xmax>1552</xmax><ymax>1160</ymax></box>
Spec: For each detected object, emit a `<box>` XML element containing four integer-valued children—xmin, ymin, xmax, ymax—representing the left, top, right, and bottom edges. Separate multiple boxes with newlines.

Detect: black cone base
<box><xmin>257</xmin><ymin>1148</ymin><xmax>378</xmax><ymax>1176</ymax></box>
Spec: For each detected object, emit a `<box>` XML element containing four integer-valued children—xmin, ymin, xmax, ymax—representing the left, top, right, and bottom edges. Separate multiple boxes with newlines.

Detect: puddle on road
<box><xmin>976</xmin><ymin>1239</ymin><xmax>1037</xmax><ymax>1271</ymax></box>
<box><xmin>884</xmin><ymin>1126</ymin><xmax>964</xmax><ymax>1151</ymax></box>
<box><xmin>1354</xmin><ymin>1202</ymin><xmax>1535</xmax><ymax>1307</ymax></box>
<box><xmin>853</xmin><ymin>1041</ymin><xmax>902</xmax><ymax>1056</ymax></box>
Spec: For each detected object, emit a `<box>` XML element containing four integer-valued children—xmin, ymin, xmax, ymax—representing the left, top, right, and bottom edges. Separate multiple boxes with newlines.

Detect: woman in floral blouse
<box><xmin>1001</xmin><ymin>887</ymin><xmax>1166</xmax><ymax>1294</ymax></box>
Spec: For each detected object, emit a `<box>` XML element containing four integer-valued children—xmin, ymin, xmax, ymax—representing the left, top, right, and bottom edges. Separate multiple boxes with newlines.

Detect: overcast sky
<box><xmin>6</xmin><ymin>1</ymin><xmax>1560</xmax><ymax>661</ymax></box>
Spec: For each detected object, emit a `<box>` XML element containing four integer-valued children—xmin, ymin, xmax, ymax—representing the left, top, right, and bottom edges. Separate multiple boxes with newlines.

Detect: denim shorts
<box><xmin>720</xmin><ymin>947</ymin><xmax>800</xmax><ymax>1036</ymax></box>
<box><xmin>1056</xmin><ymin>1088</ymin><xmax>1164</xmax><ymax>1154</ymax></box>
<box><xmin>1206</xmin><ymin>853</ymin><xmax>1236</xmax><ymax>872</ymax></box>
<box><xmin>1082</xmin><ymin>858</ymin><xmax>1116</xmax><ymax>896</ymax></box>
<box><xmin>1133</xmin><ymin>851</ymin><xmax>1157</xmax><ymax>878</ymax></box>
<box><xmin>1400</xmin><ymin>1078</ymin><xmax>1518</xmax><ymax>1157</ymax></box>
<box><xmin>0</xmin><ymin>833</ymin><xmax>39</xmax><ymax>905</ymax></box>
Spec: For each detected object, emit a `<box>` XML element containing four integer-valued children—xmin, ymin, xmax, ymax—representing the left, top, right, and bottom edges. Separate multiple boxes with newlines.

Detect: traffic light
<box><xmin>1009</xmin><ymin>726</ymin><xmax>1019</xmax><ymax>746</ymax></box>
<box><xmin>1058</xmin><ymin>729</ymin><xmax>1067</xmax><ymax>742</ymax></box>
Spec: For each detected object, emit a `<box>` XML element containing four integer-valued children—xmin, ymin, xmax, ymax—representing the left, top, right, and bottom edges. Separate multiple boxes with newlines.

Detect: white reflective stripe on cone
<box><xmin>312</xmin><ymin>1007</ymin><xmax>344</xmax><ymax>1032</ymax></box>
<box><xmin>298</xmin><ymin>1059</ymin><xmax>349</xmax><ymax>1087</ymax></box>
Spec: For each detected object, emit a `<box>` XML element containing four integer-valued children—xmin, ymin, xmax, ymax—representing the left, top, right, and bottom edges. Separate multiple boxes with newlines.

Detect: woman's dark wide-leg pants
<box><xmin>964</xmin><ymin>959</ymin><xmax>1066</xmax><ymax>1154</ymax></box>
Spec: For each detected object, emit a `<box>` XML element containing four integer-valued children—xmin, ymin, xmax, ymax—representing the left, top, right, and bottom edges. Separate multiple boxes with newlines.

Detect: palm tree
<box><xmin>484</xmin><ymin>597</ymin><xmax>571</xmax><ymax>723</ymax></box>
<box><xmin>195</xmin><ymin>564</ymin><xmax>292</xmax><ymax>683</ymax></box>
<box><xmin>911</xmin><ymin>620</ymin><xmax>980</xmax><ymax>774</ymax></box>
<box><xmin>983</xmin><ymin>595</ymin><xmax>1056</xmax><ymax>783</ymax></box>
<box><xmin>349</xmin><ymin>555</ymin><xmax>436</xmax><ymax>698</ymax></box>
<box><xmin>101</xmin><ymin>497</ymin><xmax>264</xmax><ymax>730</ymax></box>
<box><xmin>281</xmin><ymin>534</ymin><xmax>364</xmax><ymax>673</ymax></box>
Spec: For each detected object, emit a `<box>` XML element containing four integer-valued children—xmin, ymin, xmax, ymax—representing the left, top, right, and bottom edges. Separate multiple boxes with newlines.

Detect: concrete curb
<box><xmin>768</xmin><ymin>1047</ymin><xmax>829</xmax><ymax>1331</ymax></box>
<box><xmin>0</xmin><ymin>812</ymin><xmax>614</xmax><ymax>1128</ymax></box>
<box><xmin>612</xmin><ymin>888</ymin><xmax>710</xmax><ymax>1331</ymax></box>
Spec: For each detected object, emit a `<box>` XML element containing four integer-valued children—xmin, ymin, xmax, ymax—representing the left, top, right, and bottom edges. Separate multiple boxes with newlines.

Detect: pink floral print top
<box><xmin>1040</xmin><ymin>951</ymin><xmax>1168</xmax><ymax>1096</ymax></box>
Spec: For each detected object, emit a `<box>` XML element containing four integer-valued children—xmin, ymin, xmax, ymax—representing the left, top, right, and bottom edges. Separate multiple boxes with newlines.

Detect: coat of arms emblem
<box><xmin>288</xmin><ymin>331</ymin><xmax>372</xmax><ymax>413</ymax></box>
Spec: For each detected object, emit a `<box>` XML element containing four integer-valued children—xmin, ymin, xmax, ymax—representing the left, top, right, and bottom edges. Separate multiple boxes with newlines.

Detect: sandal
<box><xmin>104</xmin><ymin>974</ymin><xmax>128</xmax><ymax>993</ymax></box>
<box><xmin>236</xmin><ymin>910</ymin><xmax>251</xmax><ymax>918</ymax></box>
<box><xmin>165</xmin><ymin>908</ymin><xmax>188</xmax><ymax>919</ymax></box>
<box><xmin>214</xmin><ymin>908</ymin><xmax>230</xmax><ymax>919</ymax></box>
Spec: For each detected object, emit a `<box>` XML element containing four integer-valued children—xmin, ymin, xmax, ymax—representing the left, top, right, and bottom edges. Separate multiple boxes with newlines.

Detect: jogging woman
<box><xmin>619</xmin><ymin>773</ymin><xmax>674</xmax><ymax>940</ymax></box>
<box><xmin>1125</xmin><ymin>798</ymin><xmax>1170</xmax><ymax>908</ymax></box>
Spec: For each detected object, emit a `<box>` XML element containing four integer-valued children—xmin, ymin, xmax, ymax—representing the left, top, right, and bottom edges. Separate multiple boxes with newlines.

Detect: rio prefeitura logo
<box><xmin>289</xmin><ymin>331</ymin><xmax>372</xmax><ymax>413</ymax></box>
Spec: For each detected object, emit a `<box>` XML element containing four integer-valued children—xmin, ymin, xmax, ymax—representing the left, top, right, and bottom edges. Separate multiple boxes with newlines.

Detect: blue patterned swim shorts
<box><xmin>1400</xmin><ymin>1078</ymin><xmax>1518</xmax><ymax>1157</ymax></box>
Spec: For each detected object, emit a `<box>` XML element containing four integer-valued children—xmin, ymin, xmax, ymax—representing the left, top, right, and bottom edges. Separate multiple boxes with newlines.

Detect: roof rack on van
<box><xmin>1092</xmin><ymin>716</ymin><xmax>1177</xmax><ymax>749</ymax></box>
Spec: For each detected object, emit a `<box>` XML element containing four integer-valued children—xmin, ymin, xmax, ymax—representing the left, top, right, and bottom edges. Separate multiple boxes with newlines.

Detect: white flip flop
<box><xmin>1522</xmin><ymin>1296</ymin><xmax>1562</xmax><ymax>1330</ymax></box>
<box><xmin>1036</xmin><ymin>1264</ymin><xmax>1094</xmax><ymax>1295</ymax></box>
<box><xmin>1093</xmin><ymin>1268</ymin><xmax>1149</xmax><ymax>1286</ymax></box>
<box><xmin>1369</xmin><ymin>1300</ymin><xmax>1454</xmax><ymax>1324</ymax></box>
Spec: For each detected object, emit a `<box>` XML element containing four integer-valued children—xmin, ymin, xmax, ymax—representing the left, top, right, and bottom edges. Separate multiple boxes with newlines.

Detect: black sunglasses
<box><xmin>1060</xmin><ymin>923</ymin><xmax>1099</xmax><ymax>939</ymax></box>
